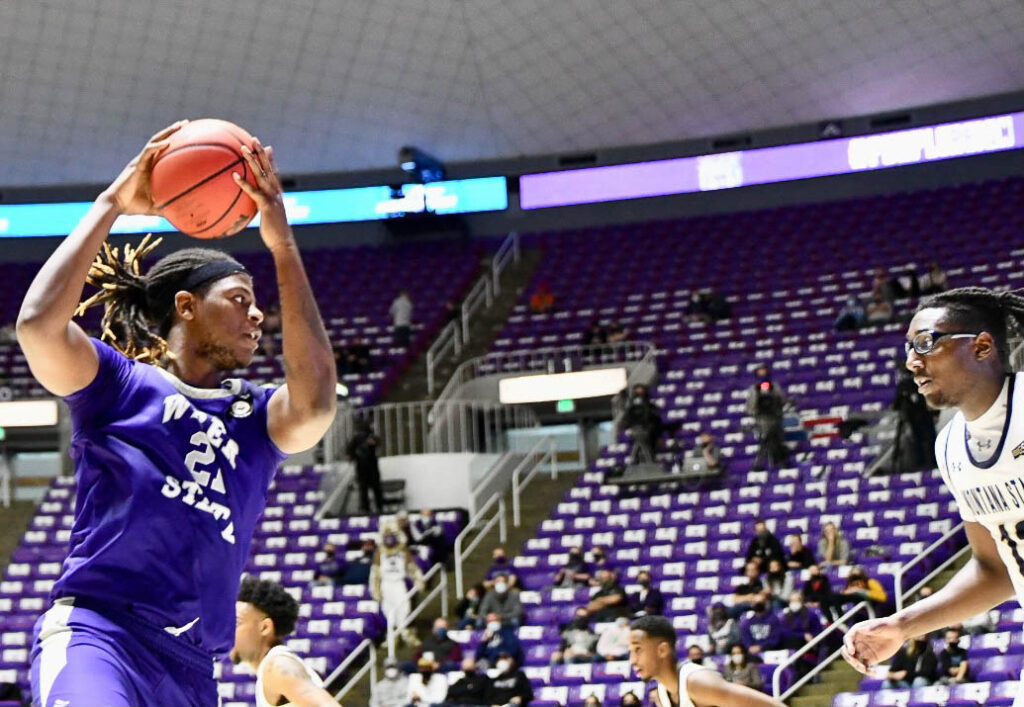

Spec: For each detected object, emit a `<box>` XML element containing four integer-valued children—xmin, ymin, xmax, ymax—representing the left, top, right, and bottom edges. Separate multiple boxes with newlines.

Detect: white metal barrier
<box><xmin>461</xmin><ymin>274</ymin><xmax>493</xmax><ymax>344</ymax></box>
<box><xmin>0</xmin><ymin>454</ymin><xmax>10</xmax><ymax>508</ymax></box>
<box><xmin>327</xmin><ymin>637</ymin><xmax>377</xmax><ymax>702</ymax></box>
<box><xmin>894</xmin><ymin>521</ymin><xmax>966</xmax><ymax>612</ymax></box>
<box><xmin>511</xmin><ymin>437</ymin><xmax>558</xmax><ymax>527</ymax></box>
<box><xmin>454</xmin><ymin>492</ymin><xmax>507</xmax><ymax>598</ymax></box>
<box><xmin>426</xmin><ymin>320</ymin><xmax>462</xmax><ymax>396</ymax></box>
<box><xmin>491</xmin><ymin>232</ymin><xmax>520</xmax><ymax>296</ymax></box>
<box><xmin>386</xmin><ymin>562</ymin><xmax>449</xmax><ymax>658</ymax></box>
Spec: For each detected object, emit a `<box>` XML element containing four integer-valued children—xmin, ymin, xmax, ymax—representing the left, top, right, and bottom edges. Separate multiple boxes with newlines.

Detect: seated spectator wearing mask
<box><xmin>618</xmin><ymin>692</ymin><xmax>641</xmax><ymax>707</ymax></box>
<box><xmin>487</xmin><ymin>654</ymin><xmax>534</xmax><ymax>707</ymax></box>
<box><xmin>412</xmin><ymin>617</ymin><xmax>462</xmax><ymax>672</ymax></box>
<box><xmin>554</xmin><ymin>547</ymin><xmax>592</xmax><ymax>588</ymax></box>
<box><xmin>762</xmin><ymin>558</ymin><xmax>794</xmax><ymax>610</ymax></box>
<box><xmin>596</xmin><ymin>616</ymin><xmax>633</xmax><ymax>662</ymax></box>
<box><xmin>738</xmin><ymin>598</ymin><xmax>782</xmax><ymax>657</ymax></box>
<box><xmin>486</xmin><ymin>548</ymin><xmax>519</xmax><ymax>589</ymax></box>
<box><xmin>551</xmin><ymin>608</ymin><xmax>598</xmax><ymax>665</ymax></box>
<box><xmin>779</xmin><ymin>591</ymin><xmax>822</xmax><ymax>681</ymax></box>
<box><xmin>838</xmin><ymin>565</ymin><xmax>887</xmax><ymax>609</ymax></box>
<box><xmin>455</xmin><ymin>584</ymin><xmax>485</xmax><ymax>630</ymax></box>
<box><xmin>478</xmin><ymin>573</ymin><xmax>524</xmax><ymax>628</ymax></box>
<box><xmin>882</xmin><ymin>635</ymin><xmax>937</xmax><ymax>689</ymax></box>
<box><xmin>341</xmin><ymin>539</ymin><xmax>377</xmax><ymax>585</ymax></box>
<box><xmin>411</xmin><ymin>508</ymin><xmax>451</xmax><ymax>567</ymax></box>
<box><xmin>785</xmin><ymin>535</ymin><xmax>815</xmax><ymax>570</ymax></box>
<box><xmin>722</xmin><ymin>643</ymin><xmax>763</xmax><ymax>691</ymax></box>
<box><xmin>474</xmin><ymin>613</ymin><xmax>522</xmax><ymax>668</ymax></box>
<box><xmin>706</xmin><ymin>602</ymin><xmax>739</xmax><ymax>655</ymax></box>
<box><xmin>440</xmin><ymin>657</ymin><xmax>491</xmax><ymax>707</ymax></box>
<box><xmin>370</xmin><ymin>657</ymin><xmax>408</xmax><ymax>707</ymax></box>
<box><xmin>586</xmin><ymin>569</ymin><xmax>627</xmax><ymax>622</ymax></box>
<box><xmin>685</xmin><ymin>645</ymin><xmax>706</xmax><ymax>666</ymax></box>
<box><xmin>312</xmin><ymin>542</ymin><xmax>346</xmax><ymax>586</ymax></box>
<box><xmin>937</xmin><ymin>627</ymin><xmax>971</xmax><ymax>685</ymax></box>
<box><xmin>628</xmin><ymin>570</ymin><xmax>664</xmax><ymax>617</ymax></box>
<box><xmin>730</xmin><ymin>561</ymin><xmax>765</xmax><ymax>617</ymax></box>
<box><xmin>745</xmin><ymin>521</ymin><xmax>784</xmax><ymax>569</ymax></box>
<box><xmin>407</xmin><ymin>655</ymin><xmax>448</xmax><ymax>706</ymax></box>
<box><xmin>588</xmin><ymin>547</ymin><xmax>612</xmax><ymax>581</ymax></box>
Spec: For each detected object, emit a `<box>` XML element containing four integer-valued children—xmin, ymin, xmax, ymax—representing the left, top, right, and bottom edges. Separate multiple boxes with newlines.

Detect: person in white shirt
<box><xmin>389</xmin><ymin>289</ymin><xmax>414</xmax><ymax>347</ymax></box>
<box><xmin>407</xmin><ymin>654</ymin><xmax>448</xmax><ymax>706</ymax></box>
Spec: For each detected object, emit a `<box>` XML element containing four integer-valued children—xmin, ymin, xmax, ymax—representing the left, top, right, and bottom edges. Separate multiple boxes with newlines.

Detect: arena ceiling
<box><xmin>1</xmin><ymin>0</ymin><xmax>1022</xmax><ymax>187</ymax></box>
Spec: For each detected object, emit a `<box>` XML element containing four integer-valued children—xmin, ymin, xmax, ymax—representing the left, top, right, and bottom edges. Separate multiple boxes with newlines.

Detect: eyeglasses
<box><xmin>904</xmin><ymin>330</ymin><xmax>979</xmax><ymax>356</ymax></box>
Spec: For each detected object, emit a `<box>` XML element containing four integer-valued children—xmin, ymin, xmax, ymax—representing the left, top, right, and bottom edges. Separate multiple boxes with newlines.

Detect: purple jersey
<box><xmin>53</xmin><ymin>338</ymin><xmax>286</xmax><ymax>656</ymax></box>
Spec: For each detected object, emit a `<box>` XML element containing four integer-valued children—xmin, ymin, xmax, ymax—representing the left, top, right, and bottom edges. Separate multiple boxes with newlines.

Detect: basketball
<box><xmin>150</xmin><ymin>118</ymin><xmax>259</xmax><ymax>239</ymax></box>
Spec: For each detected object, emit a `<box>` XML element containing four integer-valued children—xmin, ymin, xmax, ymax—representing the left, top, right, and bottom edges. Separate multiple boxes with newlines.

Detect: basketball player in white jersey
<box><xmin>628</xmin><ymin>616</ymin><xmax>787</xmax><ymax>707</ymax></box>
<box><xmin>844</xmin><ymin>287</ymin><xmax>1024</xmax><ymax>705</ymax></box>
<box><xmin>231</xmin><ymin>577</ymin><xmax>341</xmax><ymax>707</ymax></box>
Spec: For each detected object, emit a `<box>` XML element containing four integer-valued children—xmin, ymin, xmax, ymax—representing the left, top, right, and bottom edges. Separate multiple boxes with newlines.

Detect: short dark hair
<box><xmin>237</xmin><ymin>576</ymin><xmax>299</xmax><ymax>638</ymax></box>
<box><xmin>630</xmin><ymin>615</ymin><xmax>676</xmax><ymax>652</ymax></box>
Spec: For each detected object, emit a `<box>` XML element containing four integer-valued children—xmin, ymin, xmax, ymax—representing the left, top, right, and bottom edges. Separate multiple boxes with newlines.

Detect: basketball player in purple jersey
<box><xmin>18</xmin><ymin>121</ymin><xmax>337</xmax><ymax>706</ymax></box>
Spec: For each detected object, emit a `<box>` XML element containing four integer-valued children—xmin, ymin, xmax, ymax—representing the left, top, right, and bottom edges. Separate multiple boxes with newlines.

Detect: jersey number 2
<box><xmin>998</xmin><ymin>521</ymin><xmax>1024</xmax><ymax>577</ymax></box>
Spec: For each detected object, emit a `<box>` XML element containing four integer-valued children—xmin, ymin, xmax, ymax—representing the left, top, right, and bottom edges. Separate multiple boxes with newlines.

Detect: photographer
<box><xmin>745</xmin><ymin>365</ymin><xmax>788</xmax><ymax>470</ymax></box>
<box><xmin>619</xmin><ymin>384</ymin><xmax>663</xmax><ymax>464</ymax></box>
<box><xmin>347</xmin><ymin>418</ymin><xmax>384</xmax><ymax>513</ymax></box>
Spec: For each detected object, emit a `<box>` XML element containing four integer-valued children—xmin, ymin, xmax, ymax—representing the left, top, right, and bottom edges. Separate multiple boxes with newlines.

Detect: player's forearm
<box><xmin>271</xmin><ymin>240</ymin><xmax>336</xmax><ymax>413</ymax></box>
<box><xmin>896</xmin><ymin>557</ymin><xmax>1013</xmax><ymax>638</ymax></box>
<box><xmin>18</xmin><ymin>196</ymin><xmax>120</xmax><ymax>333</ymax></box>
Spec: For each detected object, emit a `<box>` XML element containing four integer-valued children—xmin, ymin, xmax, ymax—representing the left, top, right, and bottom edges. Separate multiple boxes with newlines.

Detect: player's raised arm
<box><xmin>263</xmin><ymin>653</ymin><xmax>342</xmax><ymax>707</ymax></box>
<box><xmin>233</xmin><ymin>140</ymin><xmax>337</xmax><ymax>453</ymax></box>
<box><xmin>843</xmin><ymin>520</ymin><xmax>1014</xmax><ymax>673</ymax></box>
<box><xmin>686</xmin><ymin>669</ymin><xmax>787</xmax><ymax>707</ymax></box>
<box><xmin>17</xmin><ymin>121</ymin><xmax>186</xmax><ymax>396</ymax></box>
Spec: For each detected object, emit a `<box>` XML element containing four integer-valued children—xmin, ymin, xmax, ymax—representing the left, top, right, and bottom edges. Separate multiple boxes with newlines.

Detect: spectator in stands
<box><xmin>882</xmin><ymin>636</ymin><xmax>937</xmax><ymax>689</ymax></box>
<box><xmin>689</xmin><ymin>431</ymin><xmax>724</xmax><ymax>475</ymax></box>
<box><xmin>529</xmin><ymin>282</ymin><xmax>555</xmax><ymax>314</ymax></box>
<box><xmin>731</xmin><ymin>561</ymin><xmax>766</xmax><ymax>617</ymax></box>
<box><xmin>707</xmin><ymin>602</ymin><xmax>740</xmax><ymax>654</ymax></box>
<box><xmin>628</xmin><ymin>569</ymin><xmax>664</xmax><ymax>617</ymax></box>
<box><xmin>407</xmin><ymin>654</ymin><xmax>448</xmax><ymax>706</ymax></box>
<box><xmin>487</xmin><ymin>654</ymin><xmax>533</xmax><ymax>707</ymax></box>
<box><xmin>800</xmin><ymin>565</ymin><xmax>836</xmax><ymax>617</ymax></box>
<box><xmin>937</xmin><ymin>627</ymin><xmax>971</xmax><ymax>685</ymax></box>
<box><xmin>871</xmin><ymin>267</ymin><xmax>905</xmax><ymax>303</ymax></box>
<box><xmin>619</xmin><ymin>692</ymin><xmax>641</xmax><ymax>707</ymax></box>
<box><xmin>817</xmin><ymin>522</ymin><xmax>850</xmax><ymax>568</ymax></box>
<box><xmin>686</xmin><ymin>291</ymin><xmax>712</xmax><ymax>323</ymax></box>
<box><xmin>620</xmin><ymin>384</ymin><xmax>663</xmax><ymax>465</ymax></box>
<box><xmin>746</xmin><ymin>365</ymin><xmax>788</xmax><ymax>470</ymax></box>
<box><xmin>486</xmin><ymin>547</ymin><xmax>519</xmax><ymax>588</ymax></box>
<box><xmin>606</xmin><ymin>321</ymin><xmax>628</xmax><ymax>343</ymax></box>
<box><xmin>595</xmin><ymin>616</ymin><xmax>632</xmax><ymax>662</ymax></box>
<box><xmin>686</xmin><ymin>645</ymin><xmax>706</xmax><ymax>665</ymax></box>
<box><xmin>479</xmin><ymin>573</ymin><xmax>524</xmax><ymax>628</ymax></box>
<box><xmin>554</xmin><ymin>546</ymin><xmax>592</xmax><ymax>588</ymax></box>
<box><xmin>396</xmin><ymin>510</ymin><xmax>416</xmax><ymax>547</ymax></box>
<box><xmin>892</xmin><ymin>365</ymin><xmax>938</xmax><ymax>473</ymax></box>
<box><xmin>722</xmin><ymin>643</ymin><xmax>763</xmax><ymax>691</ymax></box>
<box><xmin>455</xmin><ymin>584</ymin><xmax>484</xmax><ymax>630</ymax></box>
<box><xmin>838</xmin><ymin>565</ymin><xmax>887</xmax><ymax>609</ymax></box>
<box><xmin>779</xmin><ymin>591</ymin><xmax>823</xmax><ymax>681</ymax></box>
<box><xmin>739</xmin><ymin>599</ymin><xmax>782</xmax><ymax>656</ymax></box>
<box><xmin>341</xmin><ymin>539</ymin><xmax>376</xmax><ymax>585</ymax></box>
<box><xmin>442</xmin><ymin>657</ymin><xmax>491</xmax><ymax>707</ymax></box>
<box><xmin>443</xmin><ymin>299</ymin><xmax>461</xmax><ymax>326</ymax></box>
<box><xmin>371</xmin><ymin>657</ymin><xmax>409</xmax><ymax>707</ymax></box>
<box><xmin>390</xmin><ymin>289</ymin><xmax>414</xmax><ymax>347</ymax></box>
<box><xmin>343</xmin><ymin>336</ymin><xmax>371</xmax><ymax>374</ymax></box>
<box><xmin>551</xmin><ymin>607</ymin><xmax>598</xmax><ymax>664</ymax></box>
<box><xmin>745</xmin><ymin>521</ymin><xmax>785</xmax><ymax>569</ymax></box>
<box><xmin>785</xmin><ymin>535</ymin><xmax>816</xmax><ymax>570</ymax></box>
<box><xmin>412</xmin><ymin>508</ymin><xmax>451</xmax><ymax>567</ymax></box>
<box><xmin>834</xmin><ymin>298</ymin><xmax>866</xmax><ymax>332</ymax></box>
<box><xmin>704</xmin><ymin>290</ymin><xmax>733</xmax><ymax>322</ymax></box>
<box><xmin>919</xmin><ymin>261</ymin><xmax>948</xmax><ymax>294</ymax></box>
<box><xmin>763</xmin><ymin>558</ymin><xmax>794</xmax><ymax>610</ymax></box>
<box><xmin>588</xmin><ymin>546</ymin><xmax>613</xmax><ymax>579</ymax></box>
<box><xmin>583</xmin><ymin>695</ymin><xmax>602</xmax><ymax>707</ymax></box>
<box><xmin>865</xmin><ymin>292</ymin><xmax>894</xmax><ymax>324</ymax></box>
<box><xmin>313</xmin><ymin>542</ymin><xmax>346</xmax><ymax>586</ymax></box>
<box><xmin>347</xmin><ymin>418</ymin><xmax>384</xmax><ymax>513</ymax></box>
<box><xmin>583</xmin><ymin>320</ymin><xmax>608</xmax><ymax>346</ymax></box>
<box><xmin>414</xmin><ymin>618</ymin><xmax>463</xmax><ymax>673</ymax></box>
<box><xmin>262</xmin><ymin>303</ymin><xmax>282</xmax><ymax>335</ymax></box>
<box><xmin>475</xmin><ymin>613</ymin><xmax>523</xmax><ymax>668</ymax></box>
<box><xmin>585</xmin><ymin>569</ymin><xmax>628</xmax><ymax>622</ymax></box>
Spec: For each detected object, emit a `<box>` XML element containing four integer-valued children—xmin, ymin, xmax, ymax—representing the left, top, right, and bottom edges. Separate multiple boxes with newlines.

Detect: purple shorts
<box><xmin>30</xmin><ymin>599</ymin><xmax>218</xmax><ymax>707</ymax></box>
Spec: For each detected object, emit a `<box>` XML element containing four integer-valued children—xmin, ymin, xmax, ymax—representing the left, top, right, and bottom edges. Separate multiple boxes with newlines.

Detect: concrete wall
<box><xmin>378</xmin><ymin>452</ymin><xmax>500</xmax><ymax>511</ymax></box>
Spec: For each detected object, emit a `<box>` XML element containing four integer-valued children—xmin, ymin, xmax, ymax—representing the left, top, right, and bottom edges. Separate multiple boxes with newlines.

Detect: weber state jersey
<box><xmin>656</xmin><ymin>662</ymin><xmax>714</xmax><ymax>707</ymax></box>
<box><xmin>255</xmin><ymin>645</ymin><xmax>324</xmax><ymax>707</ymax></box>
<box><xmin>53</xmin><ymin>338</ymin><xmax>287</xmax><ymax>655</ymax></box>
<box><xmin>936</xmin><ymin>373</ymin><xmax>1024</xmax><ymax>604</ymax></box>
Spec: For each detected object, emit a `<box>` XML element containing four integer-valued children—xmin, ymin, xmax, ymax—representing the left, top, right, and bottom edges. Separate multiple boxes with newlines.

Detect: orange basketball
<box><xmin>150</xmin><ymin>119</ymin><xmax>259</xmax><ymax>239</ymax></box>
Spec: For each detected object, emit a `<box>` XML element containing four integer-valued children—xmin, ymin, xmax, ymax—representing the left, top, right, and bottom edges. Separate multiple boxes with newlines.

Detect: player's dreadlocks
<box><xmin>237</xmin><ymin>576</ymin><xmax>299</xmax><ymax>638</ymax></box>
<box><xmin>75</xmin><ymin>236</ymin><xmax>247</xmax><ymax>364</ymax></box>
<box><xmin>918</xmin><ymin>286</ymin><xmax>1024</xmax><ymax>371</ymax></box>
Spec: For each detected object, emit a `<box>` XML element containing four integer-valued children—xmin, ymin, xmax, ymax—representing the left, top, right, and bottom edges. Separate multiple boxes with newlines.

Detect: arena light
<box><xmin>397</xmin><ymin>146</ymin><xmax>446</xmax><ymax>184</ymax></box>
<box><xmin>0</xmin><ymin>400</ymin><xmax>59</xmax><ymax>427</ymax></box>
<box><xmin>498</xmin><ymin>368</ymin><xmax>628</xmax><ymax>404</ymax></box>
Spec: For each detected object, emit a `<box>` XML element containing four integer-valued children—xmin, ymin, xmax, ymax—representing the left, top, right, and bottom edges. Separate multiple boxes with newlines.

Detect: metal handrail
<box><xmin>0</xmin><ymin>454</ymin><xmax>10</xmax><ymax>508</ymax></box>
<box><xmin>426</xmin><ymin>320</ymin><xmax>462</xmax><ymax>396</ymax></box>
<box><xmin>386</xmin><ymin>562</ymin><xmax>450</xmax><ymax>658</ymax></box>
<box><xmin>491</xmin><ymin>232</ymin><xmax>520</xmax><ymax>296</ymax></box>
<box><xmin>328</xmin><ymin>638</ymin><xmax>377</xmax><ymax>702</ymax></box>
<box><xmin>454</xmin><ymin>491</ymin><xmax>508</xmax><ymax>597</ymax></box>
<box><xmin>462</xmin><ymin>274</ymin><xmax>493</xmax><ymax>343</ymax></box>
<box><xmin>512</xmin><ymin>437</ymin><xmax>558</xmax><ymax>526</ymax></box>
<box><xmin>894</xmin><ymin>521</ymin><xmax>965</xmax><ymax>611</ymax></box>
<box><xmin>772</xmin><ymin>600</ymin><xmax>875</xmax><ymax>699</ymax></box>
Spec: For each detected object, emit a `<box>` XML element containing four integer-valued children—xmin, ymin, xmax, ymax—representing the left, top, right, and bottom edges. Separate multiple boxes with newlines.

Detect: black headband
<box><xmin>147</xmin><ymin>259</ymin><xmax>249</xmax><ymax>315</ymax></box>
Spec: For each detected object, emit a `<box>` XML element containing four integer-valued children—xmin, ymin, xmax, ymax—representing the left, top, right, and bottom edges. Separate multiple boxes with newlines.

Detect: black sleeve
<box><xmin>517</xmin><ymin>673</ymin><xmax>534</xmax><ymax>704</ymax></box>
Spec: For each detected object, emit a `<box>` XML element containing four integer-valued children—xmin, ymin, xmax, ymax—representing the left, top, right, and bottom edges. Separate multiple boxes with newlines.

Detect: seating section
<box><xmin>0</xmin><ymin>238</ymin><xmax>486</xmax><ymax>405</ymax></box>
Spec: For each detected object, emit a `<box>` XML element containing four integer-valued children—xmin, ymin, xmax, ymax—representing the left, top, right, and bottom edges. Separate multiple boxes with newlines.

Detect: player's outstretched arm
<box><xmin>843</xmin><ymin>520</ymin><xmax>1013</xmax><ymax>673</ymax></box>
<box><xmin>234</xmin><ymin>141</ymin><xmax>337</xmax><ymax>454</ymax></box>
<box><xmin>17</xmin><ymin>121</ymin><xmax>186</xmax><ymax>395</ymax></box>
<box><xmin>263</xmin><ymin>653</ymin><xmax>341</xmax><ymax>707</ymax></box>
<box><xmin>686</xmin><ymin>669</ymin><xmax>786</xmax><ymax>707</ymax></box>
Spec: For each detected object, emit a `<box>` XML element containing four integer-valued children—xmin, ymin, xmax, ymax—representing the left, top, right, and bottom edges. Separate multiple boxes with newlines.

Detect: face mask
<box><xmin>573</xmin><ymin>616</ymin><xmax>589</xmax><ymax>629</ymax></box>
<box><xmin>789</xmin><ymin>601</ymin><xmax>802</xmax><ymax>613</ymax></box>
<box><xmin>752</xmin><ymin>602</ymin><xmax>767</xmax><ymax>613</ymax></box>
<box><xmin>947</xmin><ymin>641</ymin><xmax>959</xmax><ymax>649</ymax></box>
<box><xmin>494</xmin><ymin>582</ymin><xmax>508</xmax><ymax>594</ymax></box>
<box><xmin>593</xmin><ymin>554</ymin><xmax>605</xmax><ymax>562</ymax></box>
<box><xmin>435</xmin><ymin>628</ymin><xmax>448</xmax><ymax>640</ymax></box>
<box><xmin>493</xmin><ymin>556</ymin><xmax>506</xmax><ymax>564</ymax></box>
<box><xmin>730</xmin><ymin>654</ymin><xmax>744</xmax><ymax>665</ymax></box>
<box><xmin>638</xmin><ymin>578</ymin><xmax>650</xmax><ymax>587</ymax></box>
<box><xmin>420</xmin><ymin>670</ymin><xmax>434</xmax><ymax>678</ymax></box>
<box><xmin>616</xmin><ymin>618</ymin><xmax>629</xmax><ymax>628</ymax></box>
<box><xmin>385</xmin><ymin>667</ymin><xmax>399</xmax><ymax>679</ymax></box>
<box><xmin>487</xmin><ymin>621</ymin><xmax>502</xmax><ymax>633</ymax></box>
<box><xmin>689</xmin><ymin>656</ymin><xmax>703</xmax><ymax>665</ymax></box>
<box><xmin>384</xmin><ymin>535</ymin><xmax>397</xmax><ymax>548</ymax></box>
<box><xmin>495</xmin><ymin>659</ymin><xmax>512</xmax><ymax>673</ymax></box>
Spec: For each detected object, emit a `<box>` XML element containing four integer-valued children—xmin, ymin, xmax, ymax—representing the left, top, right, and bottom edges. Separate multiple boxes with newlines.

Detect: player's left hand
<box><xmin>842</xmin><ymin>616</ymin><xmax>905</xmax><ymax>674</ymax></box>
<box><xmin>233</xmin><ymin>138</ymin><xmax>293</xmax><ymax>252</ymax></box>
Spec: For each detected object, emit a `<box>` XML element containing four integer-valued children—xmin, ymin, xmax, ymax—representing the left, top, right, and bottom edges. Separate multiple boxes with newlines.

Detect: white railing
<box><xmin>772</xmin><ymin>520</ymin><xmax>969</xmax><ymax>699</ymax></box>
<box><xmin>491</xmin><ymin>232</ymin><xmax>521</xmax><ymax>296</ymax></box>
<box><xmin>327</xmin><ymin>638</ymin><xmax>377</xmax><ymax>702</ymax></box>
<box><xmin>0</xmin><ymin>453</ymin><xmax>10</xmax><ymax>508</ymax></box>
<box><xmin>512</xmin><ymin>437</ymin><xmax>558</xmax><ymax>526</ymax></box>
<box><xmin>431</xmin><ymin>340</ymin><xmax>656</xmax><ymax>422</ymax></box>
<box><xmin>462</xmin><ymin>274</ymin><xmax>493</xmax><ymax>344</ymax></box>
<box><xmin>454</xmin><ymin>491</ymin><xmax>507</xmax><ymax>598</ymax></box>
<box><xmin>386</xmin><ymin>562</ymin><xmax>449</xmax><ymax>658</ymax></box>
<box><xmin>426</xmin><ymin>320</ymin><xmax>462</xmax><ymax>396</ymax></box>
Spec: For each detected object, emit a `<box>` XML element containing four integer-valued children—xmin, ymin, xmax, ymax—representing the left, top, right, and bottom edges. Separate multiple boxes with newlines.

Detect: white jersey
<box><xmin>656</xmin><ymin>661</ymin><xmax>715</xmax><ymax>707</ymax></box>
<box><xmin>255</xmin><ymin>644</ymin><xmax>325</xmax><ymax>707</ymax></box>
<box><xmin>936</xmin><ymin>373</ymin><xmax>1024</xmax><ymax>605</ymax></box>
<box><xmin>379</xmin><ymin>553</ymin><xmax>409</xmax><ymax>582</ymax></box>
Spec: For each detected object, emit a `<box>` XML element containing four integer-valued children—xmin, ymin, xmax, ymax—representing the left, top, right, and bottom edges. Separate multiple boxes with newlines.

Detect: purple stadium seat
<box><xmin>977</xmin><ymin>655</ymin><xmax>1024</xmax><ymax>683</ymax></box>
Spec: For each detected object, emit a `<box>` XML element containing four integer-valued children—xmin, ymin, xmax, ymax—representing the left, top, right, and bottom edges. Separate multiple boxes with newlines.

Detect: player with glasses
<box><xmin>843</xmin><ymin>286</ymin><xmax>1024</xmax><ymax>706</ymax></box>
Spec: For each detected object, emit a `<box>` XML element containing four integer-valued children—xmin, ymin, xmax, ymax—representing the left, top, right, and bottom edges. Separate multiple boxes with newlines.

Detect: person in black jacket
<box><xmin>882</xmin><ymin>636</ymin><xmax>937</xmax><ymax>689</ymax></box>
<box><xmin>745</xmin><ymin>521</ymin><xmax>784</xmax><ymax>569</ymax></box>
<box><xmin>346</xmin><ymin>418</ymin><xmax>383</xmax><ymax>513</ymax></box>
<box><xmin>487</xmin><ymin>654</ymin><xmax>533</xmax><ymax>707</ymax></box>
<box><xmin>628</xmin><ymin>570</ymin><xmax>664</xmax><ymax>617</ymax></box>
<box><xmin>441</xmin><ymin>657</ymin><xmax>491</xmax><ymax>707</ymax></box>
<box><xmin>620</xmin><ymin>385</ymin><xmax>663</xmax><ymax>464</ymax></box>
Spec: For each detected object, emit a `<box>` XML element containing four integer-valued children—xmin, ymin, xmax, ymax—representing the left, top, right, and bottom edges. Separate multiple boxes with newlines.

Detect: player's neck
<box><xmin>251</xmin><ymin>643</ymin><xmax>274</xmax><ymax>673</ymax></box>
<box><xmin>656</xmin><ymin>661</ymin><xmax>679</xmax><ymax>702</ymax></box>
<box><xmin>959</xmin><ymin>372</ymin><xmax>1008</xmax><ymax>421</ymax></box>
